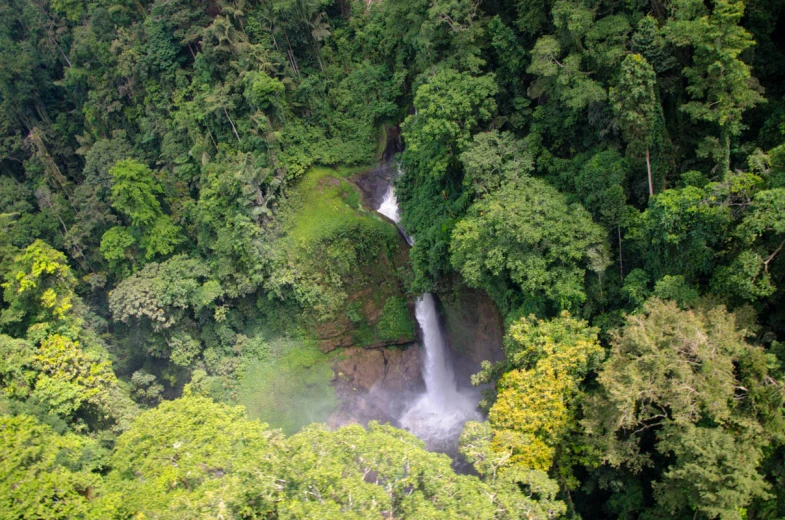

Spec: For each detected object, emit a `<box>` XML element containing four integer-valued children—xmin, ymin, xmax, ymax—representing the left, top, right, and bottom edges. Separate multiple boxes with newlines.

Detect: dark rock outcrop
<box><xmin>328</xmin><ymin>345</ymin><xmax>424</xmax><ymax>428</ymax></box>
<box><xmin>353</xmin><ymin>160</ymin><xmax>399</xmax><ymax>211</ymax></box>
<box><xmin>439</xmin><ymin>286</ymin><xmax>505</xmax><ymax>385</ymax></box>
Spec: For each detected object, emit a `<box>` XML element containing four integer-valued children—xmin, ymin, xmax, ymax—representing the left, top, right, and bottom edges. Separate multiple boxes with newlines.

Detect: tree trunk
<box><xmin>646</xmin><ymin>147</ymin><xmax>654</xmax><ymax>197</ymax></box>
<box><xmin>313</xmin><ymin>41</ymin><xmax>324</xmax><ymax>73</ymax></box>
<box><xmin>223</xmin><ymin>107</ymin><xmax>241</xmax><ymax>143</ymax></box>
<box><xmin>719</xmin><ymin>127</ymin><xmax>731</xmax><ymax>181</ymax></box>
<box><xmin>618</xmin><ymin>225</ymin><xmax>624</xmax><ymax>283</ymax></box>
<box><xmin>283</xmin><ymin>31</ymin><xmax>300</xmax><ymax>79</ymax></box>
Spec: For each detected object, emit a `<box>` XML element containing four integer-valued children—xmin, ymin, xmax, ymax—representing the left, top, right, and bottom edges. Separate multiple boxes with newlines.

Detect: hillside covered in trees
<box><xmin>2</xmin><ymin>0</ymin><xmax>785</xmax><ymax>517</ymax></box>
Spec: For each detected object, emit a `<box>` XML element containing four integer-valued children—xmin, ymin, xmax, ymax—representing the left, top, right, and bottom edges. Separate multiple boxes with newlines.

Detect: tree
<box><xmin>0</xmin><ymin>333</ymin><xmax>118</xmax><ymax>422</ymax></box>
<box><xmin>33</xmin><ymin>334</ymin><xmax>118</xmax><ymax>420</ymax></box>
<box><xmin>195</xmin><ymin>158</ymin><xmax>270</xmax><ymax>297</ymax></box>
<box><xmin>0</xmin><ymin>240</ymin><xmax>78</xmax><ymax>337</ymax></box>
<box><xmin>99</xmin><ymin>226</ymin><xmax>136</xmax><ymax>273</ymax></box>
<box><xmin>736</xmin><ymin>188</ymin><xmax>785</xmax><ymax>274</ymax></box>
<box><xmin>710</xmin><ymin>187</ymin><xmax>785</xmax><ymax>301</ymax></box>
<box><xmin>666</xmin><ymin>0</ymin><xmax>765</xmax><ymax>178</ymax></box>
<box><xmin>635</xmin><ymin>184</ymin><xmax>731</xmax><ymax>283</ymax></box>
<box><xmin>282</xmin><ymin>422</ymin><xmax>562</xmax><ymax>519</ymax></box>
<box><xmin>0</xmin><ymin>335</ymin><xmax>36</xmax><ymax>402</ymax></box>
<box><xmin>109</xmin><ymin>160</ymin><xmax>164</xmax><ymax>228</ymax></box>
<box><xmin>0</xmin><ymin>414</ymin><xmax>105</xmax><ymax>520</ymax></box>
<box><xmin>610</xmin><ymin>53</ymin><xmax>660</xmax><ymax>197</ymax></box>
<box><xmin>103</xmin><ymin>160</ymin><xmax>184</xmax><ymax>264</ymax></box>
<box><xmin>573</xmin><ymin>149</ymin><xmax>628</xmax><ymax>229</ymax></box>
<box><xmin>451</xmin><ymin>176</ymin><xmax>610</xmax><ymax>312</ymax></box>
<box><xmin>527</xmin><ymin>34</ymin><xmax>607</xmax><ymax>112</ymax></box>
<box><xmin>129</xmin><ymin>369</ymin><xmax>163</xmax><ymax>405</ymax></box>
<box><xmin>103</xmin><ymin>396</ymin><xmax>565</xmax><ymax>519</ymax></box>
<box><xmin>401</xmin><ymin>68</ymin><xmax>497</xmax><ymax>181</ymax></box>
<box><xmin>468</xmin><ymin>312</ymin><xmax>604</xmax><ymax>472</ymax></box>
<box><xmin>67</xmin><ymin>138</ymin><xmax>130</xmax><ymax>269</ymax></box>
<box><xmin>584</xmin><ymin>299</ymin><xmax>782</xmax><ymax>518</ymax></box>
<box><xmin>459</xmin><ymin>131</ymin><xmax>533</xmax><ymax>197</ymax></box>
<box><xmin>108</xmin><ymin>255</ymin><xmax>218</xmax><ymax>331</ymax></box>
<box><xmin>459</xmin><ymin>421</ymin><xmax>568</xmax><ymax>519</ymax></box>
<box><xmin>102</xmin><ymin>396</ymin><xmax>283</xmax><ymax>518</ymax></box>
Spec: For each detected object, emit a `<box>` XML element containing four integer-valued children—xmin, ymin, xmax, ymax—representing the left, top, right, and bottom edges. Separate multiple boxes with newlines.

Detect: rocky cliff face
<box><xmin>308</xmin><ymin>163</ymin><xmax>415</xmax><ymax>353</ymax></box>
<box><xmin>314</xmin><ymin>247</ymin><xmax>413</xmax><ymax>352</ymax></box>
<box><xmin>328</xmin><ymin>345</ymin><xmax>424</xmax><ymax>428</ymax></box>
<box><xmin>439</xmin><ymin>285</ymin><xmax>506</xmax><ymax>385</ymax></box>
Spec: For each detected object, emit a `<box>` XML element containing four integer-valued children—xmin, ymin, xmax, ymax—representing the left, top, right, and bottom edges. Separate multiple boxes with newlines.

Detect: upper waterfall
<box><xmin>377</xmin><ymin>185</ymin><xmax>401</xmax><ymax>223</ymax></box>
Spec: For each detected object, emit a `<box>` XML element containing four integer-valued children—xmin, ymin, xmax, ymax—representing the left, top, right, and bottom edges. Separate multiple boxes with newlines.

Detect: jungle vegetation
<box><xmin>1</xmin><ymin>0</ymin><xmax>785</xmax><ymax>517</ymax></box>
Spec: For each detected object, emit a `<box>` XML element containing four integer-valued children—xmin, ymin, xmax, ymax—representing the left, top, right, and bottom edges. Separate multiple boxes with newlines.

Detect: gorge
<box><xmin>376</xmin><ymin>177</ymin><xmax>482</xmax><ymax>453</ymax></box>
<box><xmin>4</xmin><ymin>0</ymin><xmax>785</xmax><ymax>514</ymax></box>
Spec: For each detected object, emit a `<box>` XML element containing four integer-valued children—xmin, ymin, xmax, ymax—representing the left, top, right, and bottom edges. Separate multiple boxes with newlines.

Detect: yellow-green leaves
<box><xmin>0</xmin><ymin>415</ymin><xmax>105</xmax><ymax>520</ymax></box>
<box><xmin>108</xmin><ymin>160</ymin><xmax>164</xmax><ymax>228</ymax></box>
<box><xmin>33</xmin><ymin>335</ymin><xmax>117</xmax><ymax>419</ymax></box>
<box><xmin>1</xmin><ymin>240</ymin><xmax>79</xmax><ymax>337</ymax></box>
<box><xmin>473</xmin><ymin>312</ymin><xmax>603</xmax><ymax>472</ymax></box>
<box><xmin>101</xmin><ymin>397</ymin><xmax>562</xmax><ymax>519</ymax></box>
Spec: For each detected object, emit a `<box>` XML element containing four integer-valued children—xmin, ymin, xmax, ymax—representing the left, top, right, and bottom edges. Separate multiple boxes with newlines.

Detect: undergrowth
<box><xmin>235</xmin><ymin>337</ymin><xmax>339</xmax><ymax>435</ymax></box>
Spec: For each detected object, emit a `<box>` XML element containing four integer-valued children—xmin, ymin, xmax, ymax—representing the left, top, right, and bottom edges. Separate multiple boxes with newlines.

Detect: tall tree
<box><xmin>666</xmin><ymin>0</ymin><xmax>765</xmax><ymax>178</ymax></box>
<box><xmin>468</xmin><ymin>312</ymin><xmax>604</xmax><ymax>473</ymax></box>
<box><xmin>451</xmin><ymin>176</ymin><xmax>610</xmax><ymax>312</ymax></box>
<box><xmin>610</xmin><ymin>53</ymin><xmax>660</xmax><ymax>197</ymax></box>
<box><xmin>584</xmin><ymin>299</ymin><xmax>783</xmax><ymax>518</ymax></box>
<box><xmin>0</xmin><ymin>415</ymin><xmax>105</xmax><ymax>520</ymax></box>
<box><xmin>101</xmin><ymin>159</ymin><xmax>183</xmax><ymax>264</ymax></box>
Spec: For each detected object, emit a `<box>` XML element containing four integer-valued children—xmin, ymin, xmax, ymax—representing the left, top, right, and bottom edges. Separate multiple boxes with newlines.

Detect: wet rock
<box><xmin>334</xmin><ymin>346</ymin><xmax>423</xmax><ymax>393</ymax></box>
<box><xmin>353</xmin><ymin>160</ymin><xmax>398</xmax><ymax>211</ymax></box>
<box><xmin>328</xmin><ymin>345</ymin><xmax>424</xmax><ymax>428</ymax></box>
<box><xmin>314</xmin><ymin>249</ymin><xmax>414</xmax><ymax>352</ymax></box>
<box><xmin>438</xmin><ymin>286</ymin><xmax>505</xmax><ymax>384</ymax></box>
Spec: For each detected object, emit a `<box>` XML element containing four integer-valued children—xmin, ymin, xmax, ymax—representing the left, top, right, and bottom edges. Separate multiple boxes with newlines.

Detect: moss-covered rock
<box><xmin>267</xmin><ymin>164</ymin><xmax>415</xmax><ymax>352</ymax></box>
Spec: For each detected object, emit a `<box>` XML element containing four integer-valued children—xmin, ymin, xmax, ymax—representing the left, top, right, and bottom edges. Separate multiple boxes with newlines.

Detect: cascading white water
<box><xmin>377</xmin><ymin>185</ymin><xmax>401</xmax><ymax>224</ymax></box>
<box><xmin>398</xmin><ymin>294</ymin><xmax>481</xmax><ymax>451</ymax></box>
<box><xmin>376</xmin><ymin>179</ymin><xmax>480</xmax><ymax>452</ymax></box>
<box><xmin>377</xmin><ymin>185</ymin><xmax>414</xmax><ymax>246</ymax></box>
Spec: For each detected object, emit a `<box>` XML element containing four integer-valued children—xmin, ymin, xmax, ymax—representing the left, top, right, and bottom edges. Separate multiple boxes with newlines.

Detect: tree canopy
<box><xmin>2</xmin><ymin>0</ymin><xmax>785</xmax><ymax>516</ymax></box>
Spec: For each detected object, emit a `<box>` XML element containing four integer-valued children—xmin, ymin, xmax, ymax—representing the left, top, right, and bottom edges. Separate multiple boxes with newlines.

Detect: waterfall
<box><xmin>398</xmin><ymin>295</ymin><xmax>481</xmax><ymax>452</ymax></box>
<box><xmin>377</xmin><ymin>185</ymin><xmax>401</xmax><ymax>224</ymax></box>
<box><xmin>378</xmin><ymin>185</ymin><xmax>413</xmax><ymax>246</ymax></box>
<box><xmin>376</xmin><ymin>179</ymin><xmax>480</xmax><ymax>452</ymax></box>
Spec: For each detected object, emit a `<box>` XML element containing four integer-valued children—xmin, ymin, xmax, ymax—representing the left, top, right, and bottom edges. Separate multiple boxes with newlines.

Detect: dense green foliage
<box><xmin>2</xmin><ymin>0</ymin><xmax>785</xmax><ymax>516</ymax></box>
<box><xmin>2</xmin><ymin>396</ymin><xmax>565</xmax><ymax>519</ymax></box>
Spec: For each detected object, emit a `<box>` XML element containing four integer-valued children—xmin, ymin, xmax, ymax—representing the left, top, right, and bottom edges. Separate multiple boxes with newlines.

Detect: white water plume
<box><xmin>378</xmin><ymin>184</ymin><xmax>414</xmax><ymax>247</ymax></box>
<box><xmin>398</xmin><ymin>294</ymin><xmax>481</xmax><ymax>452</ymax></box>
<box><xmin>377</xmin><ymin>185</ymin><xmax>401</xmax><ymax>223</ymax></box>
